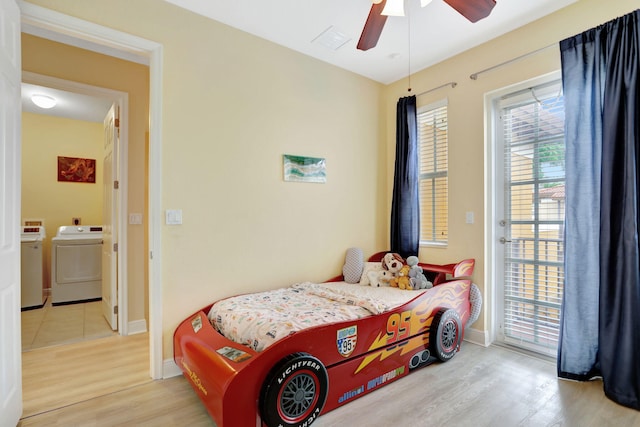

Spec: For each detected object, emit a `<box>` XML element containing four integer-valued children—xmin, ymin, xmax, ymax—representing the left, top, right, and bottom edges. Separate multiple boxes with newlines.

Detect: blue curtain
<box><xmin>558</xmin><ymin>10</ymin><xmax>640</xmax><ymax>410</ymax></box>
<box><xmin>390</xmin><ymin>95</ymin><xmax>419</xmax><ymax>259</ymax></box>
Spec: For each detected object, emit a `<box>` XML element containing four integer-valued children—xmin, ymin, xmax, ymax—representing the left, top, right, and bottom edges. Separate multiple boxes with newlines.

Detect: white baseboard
<box><xmin>464</xmin><ymin>327</ymin><xmax>490</xmax><ymax>347</ymax></box>
<box><xmin>127</xmin><ymin>319</ymin><xmax>148</xmax><ymax>335</ymax></box>
<box><xmin>163</xmin><ymin>358</ymin><xmax>182</xmax><ymax>379</ymax></box>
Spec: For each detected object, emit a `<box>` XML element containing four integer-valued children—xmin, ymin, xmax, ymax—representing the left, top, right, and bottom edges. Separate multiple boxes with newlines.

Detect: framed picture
<box><xmin>283</xmin><ymin>154</ymin><xmax>326</xmax><ymax>183</ymax></box>
<box><xmin>57</xmin><ymin>156</ymin><xmax>96</xmax><ymax>183</ymax></box>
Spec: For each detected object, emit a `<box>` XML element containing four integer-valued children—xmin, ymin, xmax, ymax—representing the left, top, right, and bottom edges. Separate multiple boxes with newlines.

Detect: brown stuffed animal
<box><xmin>390</xmin><ymin>264</ymin><xmax>412</xmax><ymax>290</ymax></box>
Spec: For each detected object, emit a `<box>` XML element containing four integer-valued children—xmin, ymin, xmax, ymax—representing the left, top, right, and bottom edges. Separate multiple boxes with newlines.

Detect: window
<box><xmin>418</xmin><ymin>100</ymin><xmax>448</xmax><ymax>245</ymax></box>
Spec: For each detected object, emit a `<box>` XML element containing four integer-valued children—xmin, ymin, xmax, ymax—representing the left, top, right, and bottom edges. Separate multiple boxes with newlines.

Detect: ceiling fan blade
<box><xmin>444</xmin><ymin>0</ymin><xmax>497</xmax><ymax>23</ymax></box>
<box><xmin>357</xmin><ymin>1</ymin><xmax>388</xmax><ymax>51</ymax></box>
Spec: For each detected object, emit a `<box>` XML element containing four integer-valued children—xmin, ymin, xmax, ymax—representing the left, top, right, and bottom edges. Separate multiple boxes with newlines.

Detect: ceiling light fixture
<box><xmin>31</xmin><ymin>94</ymin><xmax>57</xmax><ymax>109</ymax></box>
<box><xmin>379</xmin><ymin>0</ymin><xmax>434</xmax><ymax>17</ymax></box>
<box><xmin>382</xmin><ymin>0</ymin><xmax>405</xmax><ymax>16</ymax></box>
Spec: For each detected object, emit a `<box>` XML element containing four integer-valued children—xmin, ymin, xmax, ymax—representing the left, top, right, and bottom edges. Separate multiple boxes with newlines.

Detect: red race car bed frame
<box><xmin>174</xmin><ymin>253</ymin><xmax>476</xmax><ymax>427</ymax></box>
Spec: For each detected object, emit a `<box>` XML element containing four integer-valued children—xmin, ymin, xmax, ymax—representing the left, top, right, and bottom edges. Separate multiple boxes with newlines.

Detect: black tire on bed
<box><xmin>260</xmin><ymin>352</ymin><xmax>329</xmax><ymax>427</ymax></box>
<box><xmin>430</xmin><ymin>308</ymin><xmax>462</xmax><ymax>362</ymax></box>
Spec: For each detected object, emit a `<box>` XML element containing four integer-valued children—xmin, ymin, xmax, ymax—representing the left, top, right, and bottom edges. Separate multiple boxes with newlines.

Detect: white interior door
<box><xmin>0</xmin><ymin>0</ymin><xmax>23</xmax><ymax>424</ymax></box>
<box><xmin>102</xmin><ymin>103</ymin><xmax>118</xmax><ymax>330</ymax></box>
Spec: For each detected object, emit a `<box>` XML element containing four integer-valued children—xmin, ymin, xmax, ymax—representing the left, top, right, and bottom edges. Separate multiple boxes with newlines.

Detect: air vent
<box><xmin>312</xmin><ymin>26</ymin><xmax>351</xmax><ymax>51</ymax></box>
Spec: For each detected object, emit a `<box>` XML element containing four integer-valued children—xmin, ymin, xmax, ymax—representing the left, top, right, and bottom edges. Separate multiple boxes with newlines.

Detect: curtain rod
<box><xmin>469</xmin><ymin>43</ymin><xmax>558</xmax><ymax>80</ymax></box>
<box><xmin>414</xmin><ymin>81</ymin><xmax>457</xmax><ymax>97</ymax></box>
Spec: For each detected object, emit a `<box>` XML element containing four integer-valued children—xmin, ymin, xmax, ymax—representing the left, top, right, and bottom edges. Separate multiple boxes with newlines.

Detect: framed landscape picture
<box><xmin>283</xmin><ymin>154</ymin><xmax>326</xmax><ymax>183</ymax></box>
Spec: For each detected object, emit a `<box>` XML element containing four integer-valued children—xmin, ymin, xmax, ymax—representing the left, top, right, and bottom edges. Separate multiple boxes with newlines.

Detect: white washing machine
<box><xmin>51</xmin><ymin>225</ymin><xmax>103</xmax><ymax>305</ymax></box>
<box><xmin>21</xmin><ymin>225</ymin><xmax>47</xmax><ymax>310</ymax></box>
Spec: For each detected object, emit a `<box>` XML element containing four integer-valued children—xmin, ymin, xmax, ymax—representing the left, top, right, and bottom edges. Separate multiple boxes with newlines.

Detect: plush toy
<box><xmin>382</xmin><ymin>252</ymin><xmax>404</xmax><ymax>274</ymax></box>
<box><xmin>390</xmin><ymin>264</ymin><xmax>412</xmax><ymax>290</ymax></box>
<box><xmin>370</xmin><ymin>253</ymin><xmax>403</xmax><ymax>287</ymax></box>
<box><xmin>374</xmin><ymin>270</ymin><xmax>395</xmax><ymax>287</ymax></box>
<box><xmin>406</xmin><ymin>255</ymin><xmax>432</xmax><ymax>290</ymax></box>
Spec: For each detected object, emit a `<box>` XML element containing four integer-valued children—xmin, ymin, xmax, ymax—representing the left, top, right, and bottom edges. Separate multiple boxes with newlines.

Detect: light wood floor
<box><xmin>20</xmin><ymin>333</ymin><xmax>151</xmax><ymax>421</ymax></box>
<box><xmin>19</xmin><ymin>340</ymin><xmax>640</xmax><ymax>426</ymax></box>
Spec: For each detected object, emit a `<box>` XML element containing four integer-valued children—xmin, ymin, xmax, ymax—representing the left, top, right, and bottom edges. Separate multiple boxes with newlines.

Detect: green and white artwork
<box><xmin>283</xmin><ymin>154</ymin><xmax>326</xmax><ymax>183</ymax></box>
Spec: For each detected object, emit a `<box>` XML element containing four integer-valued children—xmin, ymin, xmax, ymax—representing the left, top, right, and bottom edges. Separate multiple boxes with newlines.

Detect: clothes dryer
<box><xmin>21</xmin><ymin>225</ymin><xmax>46</xmax><ymax>310</ymax></box>
<box><xmin>51</xmin><ymin>225</ymin><xmax>103</xmax><ymax>305</ymax></box>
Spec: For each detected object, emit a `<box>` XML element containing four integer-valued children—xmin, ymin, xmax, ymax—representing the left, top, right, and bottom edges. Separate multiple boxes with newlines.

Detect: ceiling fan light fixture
<box><xmin>31</xmin><ymin>94</ymin><xmax>57</xmax><ymax>109</ymax></box>
<box><xmin>381</xmin><ymin>0</ymin><xmax>405</xmax><ymax>17</ymax></box>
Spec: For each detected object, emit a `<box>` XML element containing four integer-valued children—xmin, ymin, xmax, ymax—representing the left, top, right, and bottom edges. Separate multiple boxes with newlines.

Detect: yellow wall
<box><xmin>21</xmin><ymin>112</ymin><xmax>103</xmax><ymax>287</ymax></box>
<box><xmin>383</xmin><ymin>0</ymin><xmax>640</xmax><ymax>333</ymax></box>
<box><xmin>23</xmin><ymin>0</ymin><xmax>385</xmax><ymax>358</ymax></box>
<box><xmin>22</xmin><ymin>34</ymin><xmax>150</xmax><ymax>326</ymax></box>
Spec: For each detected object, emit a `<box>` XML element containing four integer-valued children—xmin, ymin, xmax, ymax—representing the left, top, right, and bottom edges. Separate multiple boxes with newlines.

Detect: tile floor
<box><xmin>21</xmin><ymin>298</ymin><xmax>116</xmax><ymax>351</ymax></box>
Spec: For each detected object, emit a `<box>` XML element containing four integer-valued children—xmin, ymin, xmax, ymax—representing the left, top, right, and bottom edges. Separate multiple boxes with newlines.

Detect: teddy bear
<box><xmin>390</xmin><ymin>264</ymin><xmax>412</xmax><ymax>290</ymax></box>
<box><xmin>406</xmin><ymin>255</ymin><xmax>432</xmax><ymax>290</ymax></box>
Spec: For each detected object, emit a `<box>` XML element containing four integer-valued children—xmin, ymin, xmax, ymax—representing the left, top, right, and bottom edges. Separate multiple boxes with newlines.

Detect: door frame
<box><xmin>20</xmin><ymin>2</ymin><xmax>164</xmax><ymax>379</ymax></box>
<box><xmin>23</xmin><ymin>72</ymin><xmax>129</xmax><ymax>333</ymax></box>
<box><xmin>484</xmin><ymin>71</ymin><xmax>561</xmax><ymax>349</ymax></box>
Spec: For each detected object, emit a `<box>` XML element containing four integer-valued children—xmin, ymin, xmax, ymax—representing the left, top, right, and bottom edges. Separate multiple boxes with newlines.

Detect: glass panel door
<box><xmin>498</xmin><ymin>80</ymin><xmax>565</xmax><ymax>356</ymax></box>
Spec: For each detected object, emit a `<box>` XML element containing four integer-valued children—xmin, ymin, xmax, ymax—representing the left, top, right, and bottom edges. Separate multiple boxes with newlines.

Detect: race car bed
<box><xmin>174</xmin><ymin>252</ymin><xmax>479</xmax><ymax>427</ymax></box>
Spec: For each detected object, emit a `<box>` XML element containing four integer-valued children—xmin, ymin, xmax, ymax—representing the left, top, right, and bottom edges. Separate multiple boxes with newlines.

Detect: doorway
<box><xmin>20</xmin><ymin>0</ymin><xmax>164</xmax><ymax>380</ymax></box>
<box><xmin>488</xmin><ymin>72</ymin><xmax>566</xmax><ymax>358</ymax></box>
<box><xmin>20</xmin><ymin>74</ymin><xmax>127</xmax><ymax>350</ymax></box>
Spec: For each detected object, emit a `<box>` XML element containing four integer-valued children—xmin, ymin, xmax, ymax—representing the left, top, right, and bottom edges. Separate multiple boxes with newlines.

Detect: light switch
<box><xmin>165</xmin><ymin>209</ymin><xmax>183</xmax><ymax>225</ymax></box>
<box><xmin>465</xmin><ymin>211</ymin><xmax>474</xmax><ymax>224</ymax></box>
<box><xmin>129</xmin><ymin>213</ymin><xmax>143</xmax><ymax>225</ymax></box>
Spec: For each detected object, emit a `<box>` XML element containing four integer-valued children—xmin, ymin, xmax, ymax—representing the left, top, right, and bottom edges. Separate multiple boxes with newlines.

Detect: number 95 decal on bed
<box><xmin>336</xmin><ymin>326</ymin><xmax>357</xmax><ymax>357</ymax></box>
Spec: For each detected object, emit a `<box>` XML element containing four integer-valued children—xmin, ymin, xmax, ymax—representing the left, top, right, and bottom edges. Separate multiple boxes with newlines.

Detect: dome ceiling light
<box><xmin>31</xmin><ymin>94</ymin><xmax>57</xmax><ymax>109</ymax></box>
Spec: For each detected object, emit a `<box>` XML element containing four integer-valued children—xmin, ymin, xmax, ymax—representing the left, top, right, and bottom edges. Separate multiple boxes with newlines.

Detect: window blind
<box><xmin>500</xmin><ymin>81</ymin><xmax>565</xmax><ymax>355</ymax></box>
<box><xmin>418</xmin><ymin>101</ymin><xmax>448</xmax><ymax>245</ymax></box>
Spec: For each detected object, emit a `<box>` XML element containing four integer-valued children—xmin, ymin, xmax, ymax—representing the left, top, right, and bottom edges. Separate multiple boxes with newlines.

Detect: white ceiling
<box><xmin>165</xmin><ymin>0</ymin><xmax>578</xmax><ymax>84</ymax></box>
<box><xmin>21</xmin><ymin>0</ymin><xmax>578</xmax><ymax>121</ymax></box>
<box><xmin>22</xmin><ymin>83</ymin><xmax>113</xmax><ymax>123</ymax></box>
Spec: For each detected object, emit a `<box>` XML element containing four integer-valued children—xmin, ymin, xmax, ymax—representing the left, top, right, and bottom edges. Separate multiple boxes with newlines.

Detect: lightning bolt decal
<box><xmin>354</xmin><ymin>281</ymin><xmax>470</xmax><ymax>374</ymax></box>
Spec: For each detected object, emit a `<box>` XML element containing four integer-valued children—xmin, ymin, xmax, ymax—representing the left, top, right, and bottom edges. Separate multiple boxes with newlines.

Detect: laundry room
<box><xmin>19</xmin><ymin>33</ymin><xmax>151</xmax><ymax>353</ymax></box>
<box><xmin>22</xmin><ymin>97</ymin><xmax>105</xmax><ymax>292</ymax></box>
<box><xmin>20</xmin><ymin>92</ymin><xmax>109</xmax><ymax>349</ymax></box>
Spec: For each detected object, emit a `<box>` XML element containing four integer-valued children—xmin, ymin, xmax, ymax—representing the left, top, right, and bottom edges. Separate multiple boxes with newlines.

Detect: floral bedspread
<box><xmin>207</xmin><ymin>281</ymin><xmax>423</xmax><ymax>352</ymax></box>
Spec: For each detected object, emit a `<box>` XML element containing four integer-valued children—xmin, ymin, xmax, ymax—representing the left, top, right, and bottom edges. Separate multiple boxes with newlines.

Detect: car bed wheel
<box><xmin>430</xmin><ymin>308</ymin><xmax>462</xmax><ymax>361</ymax></box>
<box><xmin>260</xmin><ymin>353</ymin><xmax>328</xmax><ymax>427</ymax></box>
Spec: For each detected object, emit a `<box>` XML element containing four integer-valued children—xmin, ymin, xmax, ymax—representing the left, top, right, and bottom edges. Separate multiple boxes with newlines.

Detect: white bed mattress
<box><xmin>208</xmin><ymin>281</ymin><xmax>425</xmax><ymax>352</ymax></box>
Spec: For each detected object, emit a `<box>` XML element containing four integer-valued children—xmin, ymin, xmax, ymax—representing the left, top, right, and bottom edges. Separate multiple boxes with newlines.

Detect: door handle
<box><xmin>499</xmin><ymin>237</ymin><xmax>511</xmax><ymax>244</ymax></box>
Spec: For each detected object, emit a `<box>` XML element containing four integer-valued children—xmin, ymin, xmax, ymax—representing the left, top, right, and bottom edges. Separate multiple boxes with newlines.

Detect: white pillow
<box><xmin>359</xmin><ymin>262</ymin><xmax>383</xmax><ymax>285</ymax></box>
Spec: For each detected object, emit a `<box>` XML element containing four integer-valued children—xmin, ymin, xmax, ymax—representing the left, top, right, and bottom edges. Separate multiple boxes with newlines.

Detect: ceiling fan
<box><xmin>357</xmin><ymin>0</ymin><xmax>497</xmax><ymax>51</ymax></box>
